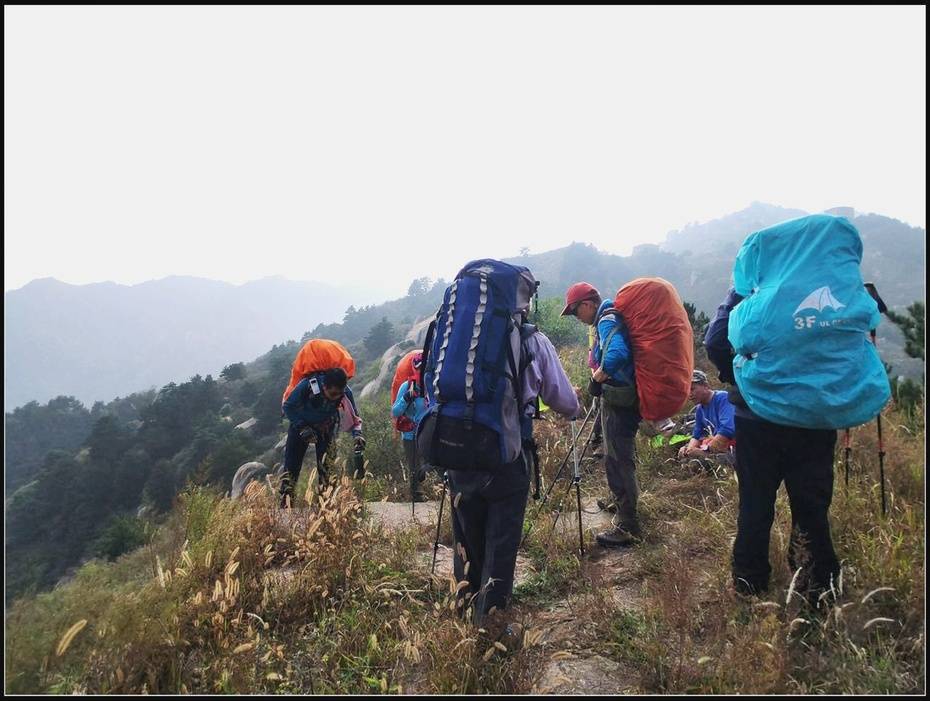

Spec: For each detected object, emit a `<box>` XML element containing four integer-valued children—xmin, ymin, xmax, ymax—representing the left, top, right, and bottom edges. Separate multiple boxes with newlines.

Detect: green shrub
<box><xmin>93</xmin><ymin>516</ymin><xmax>149</xmax><ymax>561</ymax></box>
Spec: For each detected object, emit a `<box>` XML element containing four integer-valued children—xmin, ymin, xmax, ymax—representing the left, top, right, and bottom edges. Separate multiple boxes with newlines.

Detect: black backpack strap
<box><xmin>419</xmin><ymin>316</ymin><xmax>438</xmax><ymax>390</ymax></box>
<box><xmin>527</xmin><ymin>436</ymin><xmax>541</xmax><ymax>499</ymax></box>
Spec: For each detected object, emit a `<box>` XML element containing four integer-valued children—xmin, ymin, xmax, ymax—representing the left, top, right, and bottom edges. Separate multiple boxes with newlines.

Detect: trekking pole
<box><xmin>875</xmin><ymin>401</ymin><xmax>887</xmax><ymax>517</ymax></box>
<box><xmin>843</xmin><ymin>429</ymin><xmax>851</xmax><ymax>488</ymax></box>
<box><xmin>540</xmin><ymin>470</ymin><xmax>579</xmax><ymax>554</ymax></box>
<box><xmin>521</xmin><ymin>409</ymin><xmax>599</xmax><ymax>550</ymax></box>
<box><xmin>571</xmin><ymin>418</ymin><xmax>585</xmax><ymax>557</ymax></box>
<box><xmin>538</xmin><ymin>401</ymin><xmax>597</xmax><ymax>506</ymax></box>
<box><xmin>870</xmin><ymin>328</ymin><xmax>887</xmax><ymax>517</ymax></box>
<box><xmin>865</xmin><ymin>282</ymin><xmax>889</xmax><ymax>517</ymax></box>
<box><xmin>431</xmin><ymin>472</ymin><xmax>449</xmax><ymax>578</ymax></box>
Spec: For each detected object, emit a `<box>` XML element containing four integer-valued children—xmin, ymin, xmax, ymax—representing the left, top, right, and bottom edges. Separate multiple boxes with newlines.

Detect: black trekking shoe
<box><xmin>595</xmin><ymin>525</ymin><xmax>641</xmax><ymax>548</ymax></box>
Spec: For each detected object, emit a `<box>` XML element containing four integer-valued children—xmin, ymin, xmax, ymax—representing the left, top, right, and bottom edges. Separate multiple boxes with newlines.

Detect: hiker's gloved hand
<box><xmin>298</xmin><ymin>426</ymin><xmax>315</xmax><ymax>443</ymax></box>
<box><xmin>354</xmin><ymin>435</ymin><xmax>366</xmax><ymax>450</ymax></box>
<box><xmin>588</xmin><ymin>378</ymin><xmax>603</xmax><ymax>397</ymax></box>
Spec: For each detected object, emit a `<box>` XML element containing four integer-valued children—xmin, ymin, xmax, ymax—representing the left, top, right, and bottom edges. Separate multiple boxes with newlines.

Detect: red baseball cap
<box><xmin>560</xmin><ymin>282</ymin><xmax>601</xmax><ymax>316</ymax></box>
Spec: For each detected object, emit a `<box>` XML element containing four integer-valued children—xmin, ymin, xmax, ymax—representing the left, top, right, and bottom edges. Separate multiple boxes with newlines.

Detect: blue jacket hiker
<box><xmin>562</xmin><ymin>284</ymin><xmax>643</xmax><ymax>549</ymax></box>
<box><xmin>391</xmin><ymin>380</ymin><xmax>429</xmax><ymax>441</ymax></box>
<box><xmin>694</xmin><ymin>390</ymin><xmax>736</xmax><ymax>441</ymax></box>
<box><xmin>392</xmin><ymin>378</ymin><xmax>430</xmax><ymax>501</ymax></box>
<box><xmin>678</xmin><ymin>370</ymin><xmax>736</xmax><ymax>462</ymax></box>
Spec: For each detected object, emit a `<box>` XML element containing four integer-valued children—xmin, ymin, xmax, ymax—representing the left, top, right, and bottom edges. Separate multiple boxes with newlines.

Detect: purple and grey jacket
<box><xmin>521</xmin><ymin>331</ymin><xmax>582</xmax><ymax>420</ymax></box>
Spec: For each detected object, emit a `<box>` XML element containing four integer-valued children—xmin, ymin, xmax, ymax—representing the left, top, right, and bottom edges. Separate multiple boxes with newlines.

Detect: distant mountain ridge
<box><xmin>499</xmin><ymin>202</ymin><xmax>924</xmax><ymax>379</ymax></box>
<box><xmin>6</xmin><ymin>203</ymin><xmax>924</xmax><ymax>410</ymax></box>
<box><xmin>510</xmin><ymin>203</ymin><xmax>924</xmax><ymax>314</ymax></box>
<box><xmin>4</xmin><ymin>276</ymin><xmax>370</xmax><ymax>409</ymax></box>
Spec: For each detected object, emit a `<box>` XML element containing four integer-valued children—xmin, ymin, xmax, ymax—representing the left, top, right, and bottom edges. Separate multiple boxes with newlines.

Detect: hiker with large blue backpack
<box><xmin>705</xmin><ymin>213</ymin><xmax>891</xmax><ymax>603</ymax></box>
<box><xmin>416</xmin><ymin>259</ymin><xmax>581</xmax><ymax>630</ymax></box>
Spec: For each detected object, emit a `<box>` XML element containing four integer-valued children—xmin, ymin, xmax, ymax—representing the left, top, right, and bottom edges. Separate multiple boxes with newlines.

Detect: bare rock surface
<box><xmin>533</xmin><ymin>653</ymin><xmax>638</xmax><ymax>695</ymax></box>
<box><xmin>364</xmin><ymin>499</ymin><xmax>441</xmax><ymax>531</ymax></box>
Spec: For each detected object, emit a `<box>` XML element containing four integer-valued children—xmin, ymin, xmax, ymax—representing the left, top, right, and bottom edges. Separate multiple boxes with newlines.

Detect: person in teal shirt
<box><xmin>392</xmin><ymin>359</ymin><xmax>430</xmax><ymax>501</ymax></box>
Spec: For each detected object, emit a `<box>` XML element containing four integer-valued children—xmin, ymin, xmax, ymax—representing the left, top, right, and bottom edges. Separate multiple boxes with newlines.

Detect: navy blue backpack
<box><xmin>416</xmin><ymin>259</ymin><xmax>538</xmax><ymax>471</ymax></box>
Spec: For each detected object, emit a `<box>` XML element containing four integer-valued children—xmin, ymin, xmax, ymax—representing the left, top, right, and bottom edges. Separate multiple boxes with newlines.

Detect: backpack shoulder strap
<box><xmin>596</xmin><ymin>309</ymin><xmax>635</xmax><ymax>387</ymax></box>
<box><xmin>596</xmin><ymin>307</ymin><xmax>621</xmax><ymax>354</ymax></box>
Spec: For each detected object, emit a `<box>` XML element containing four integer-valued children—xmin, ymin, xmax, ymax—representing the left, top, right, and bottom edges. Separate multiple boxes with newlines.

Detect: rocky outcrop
<box><xmin>359</xmin><ymin>317</ymin><xmax>433</xmax><ymax>399</ymax></box>
<box><xmin>231</xmin><ymin>461</ymin><xmax>273</xmax><ymax>499</ymax></box>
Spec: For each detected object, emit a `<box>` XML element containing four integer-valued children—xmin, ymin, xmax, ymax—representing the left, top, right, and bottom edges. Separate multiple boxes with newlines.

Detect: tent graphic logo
<box><xmin>793</xmin><ymin>286</ymin><xmax>846</xmax><ymax>315</ymax></box>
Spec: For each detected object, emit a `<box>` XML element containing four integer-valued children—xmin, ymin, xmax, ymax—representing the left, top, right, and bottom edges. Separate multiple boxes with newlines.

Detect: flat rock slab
<box><xmin>416</xmin><ymin>547</ymin><xmax>534</xmax><ymax>586</ymax></box>
<box><xmin>528</xmin><ymin>496</ymin><xmax>615</xmax><ymax>537</ymax></box>
<box><xmin>363</xmin><ymin>496</ymin><xmax>614</xmax><ymax>536</ymax></box>
<box><xmin>533</xmin><ymin>653</ymin><xmax>637</xmax><ymax>695</ymax></box>
<box><xmin>364</xmin><ymin>500</ymin><xmax>441</xmax><ymax>531</ymax></box>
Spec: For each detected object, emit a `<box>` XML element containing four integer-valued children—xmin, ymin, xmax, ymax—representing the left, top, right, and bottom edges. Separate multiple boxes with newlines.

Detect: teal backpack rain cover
<box><xmin>728</xmin><ymin>214</ymin><xmax>891</xmax><ymax>429</ymax></box>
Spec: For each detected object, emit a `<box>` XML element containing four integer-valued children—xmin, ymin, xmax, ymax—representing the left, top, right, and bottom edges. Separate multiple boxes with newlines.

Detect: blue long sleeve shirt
<box><xmin>593</xmin><ymin>299</ymin><xmax>636</xmax><ymax>387</ymax></box>
<box><xmin>283</xmin><ymin>378</ymin><xmax>362</xmax><ymax>437</ymax></box>
<box><xmin>391</xmin><ymin>380</ymin><xmax>429</xmax><ymax>441</ymax></box>
<box><xmin>692</xmin><ymin>390</ymin><xmax>737</xmax><ymax>440</ymax></box>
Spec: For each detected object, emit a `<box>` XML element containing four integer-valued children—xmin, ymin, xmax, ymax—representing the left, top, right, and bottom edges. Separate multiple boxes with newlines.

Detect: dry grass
<box><xmin>580</xmin><ymin>403</ymin><xmax>926</xmax><ymax>694</ymax></box>
<box><xmin>5</xmin><ymin>473</ymin><xmax>532</xmax><ymax>694</ymax></box>
<box><xmin>5</xmin><ymin>403</ymin><xmax>924</xmax><ymax>694</ymax></box>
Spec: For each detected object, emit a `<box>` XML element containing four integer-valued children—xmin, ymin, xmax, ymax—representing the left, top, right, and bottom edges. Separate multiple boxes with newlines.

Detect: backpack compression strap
<box><xmin>463</xmin><ymin>273</ymin><xmax>490</xmax><ymax>429</ymax></box>
<box><xmin>432</xmin><ymin>279</ymin><xmax>459</xmax><ymax>402</ymax></box>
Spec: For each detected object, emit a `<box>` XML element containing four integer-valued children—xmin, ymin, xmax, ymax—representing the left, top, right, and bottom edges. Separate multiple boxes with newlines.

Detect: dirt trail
<box><xmin>364</xmin><ymin>496</ymin><xmax>645</xmax><ymax>694</ymax></box>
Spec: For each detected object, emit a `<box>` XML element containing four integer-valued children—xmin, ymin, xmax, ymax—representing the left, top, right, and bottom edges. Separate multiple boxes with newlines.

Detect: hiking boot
<box><xmin>595</xmin><ymin>525</ymin><xmax>641</xmax><ymax>548</ymax></box>
<box><xmin>596</xmin><ymin>497</ymin><xmax>618</xmax><ymax>513</ymax></box>
<box><xmin>411</xmin><ymin>491</ymin><xmax>429</xmax><ymax>503</ymax></box>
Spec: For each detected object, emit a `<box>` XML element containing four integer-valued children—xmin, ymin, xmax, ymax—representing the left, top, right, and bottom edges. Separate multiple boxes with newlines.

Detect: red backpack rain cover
<box><xmin>614</xmin><ymin>278</ymin><xmax>693</xmax><ymax>421</ymax></box>
<box><xmin>281</xmin><ymin>339</ymin><xmax>356</xmax><ymax>406</ymax></box>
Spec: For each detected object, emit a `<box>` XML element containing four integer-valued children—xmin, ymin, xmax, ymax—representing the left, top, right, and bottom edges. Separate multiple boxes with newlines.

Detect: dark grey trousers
<box><xmin>601</xmin><ymin>403</ymin><xmax>641</xmax><ymax>533</ymax></box>
<box><xmin>448</xmin><ymin>454</ymin><xmax>530</xmax><ymax>625</ymax></box>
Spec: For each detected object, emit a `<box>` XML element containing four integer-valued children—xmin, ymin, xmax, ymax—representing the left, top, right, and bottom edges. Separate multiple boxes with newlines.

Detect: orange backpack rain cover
<box><xmin>391</xmin><ymin>351</ymin><xmax>421</xmax><ymax>405</ymax></box>
<box><xmin>391</xmin><ymin>350</ymin><xmax>422</xmax><ymax>432</ymax></box>
<box><xmin>614</xmin><ymin>278</ymin><xmax>693</xmax><ymax>421</ymax></box>
<box><xmin>281</xmin><ymin>339</ymin><xmax>356</xmax><ymax>405</ymax></box>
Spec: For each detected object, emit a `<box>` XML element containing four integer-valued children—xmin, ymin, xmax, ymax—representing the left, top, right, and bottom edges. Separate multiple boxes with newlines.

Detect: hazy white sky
<box><xmin>4</xmin><ymin>5</ymin><xmax>926</xmax><ymax>299</ymax></box>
